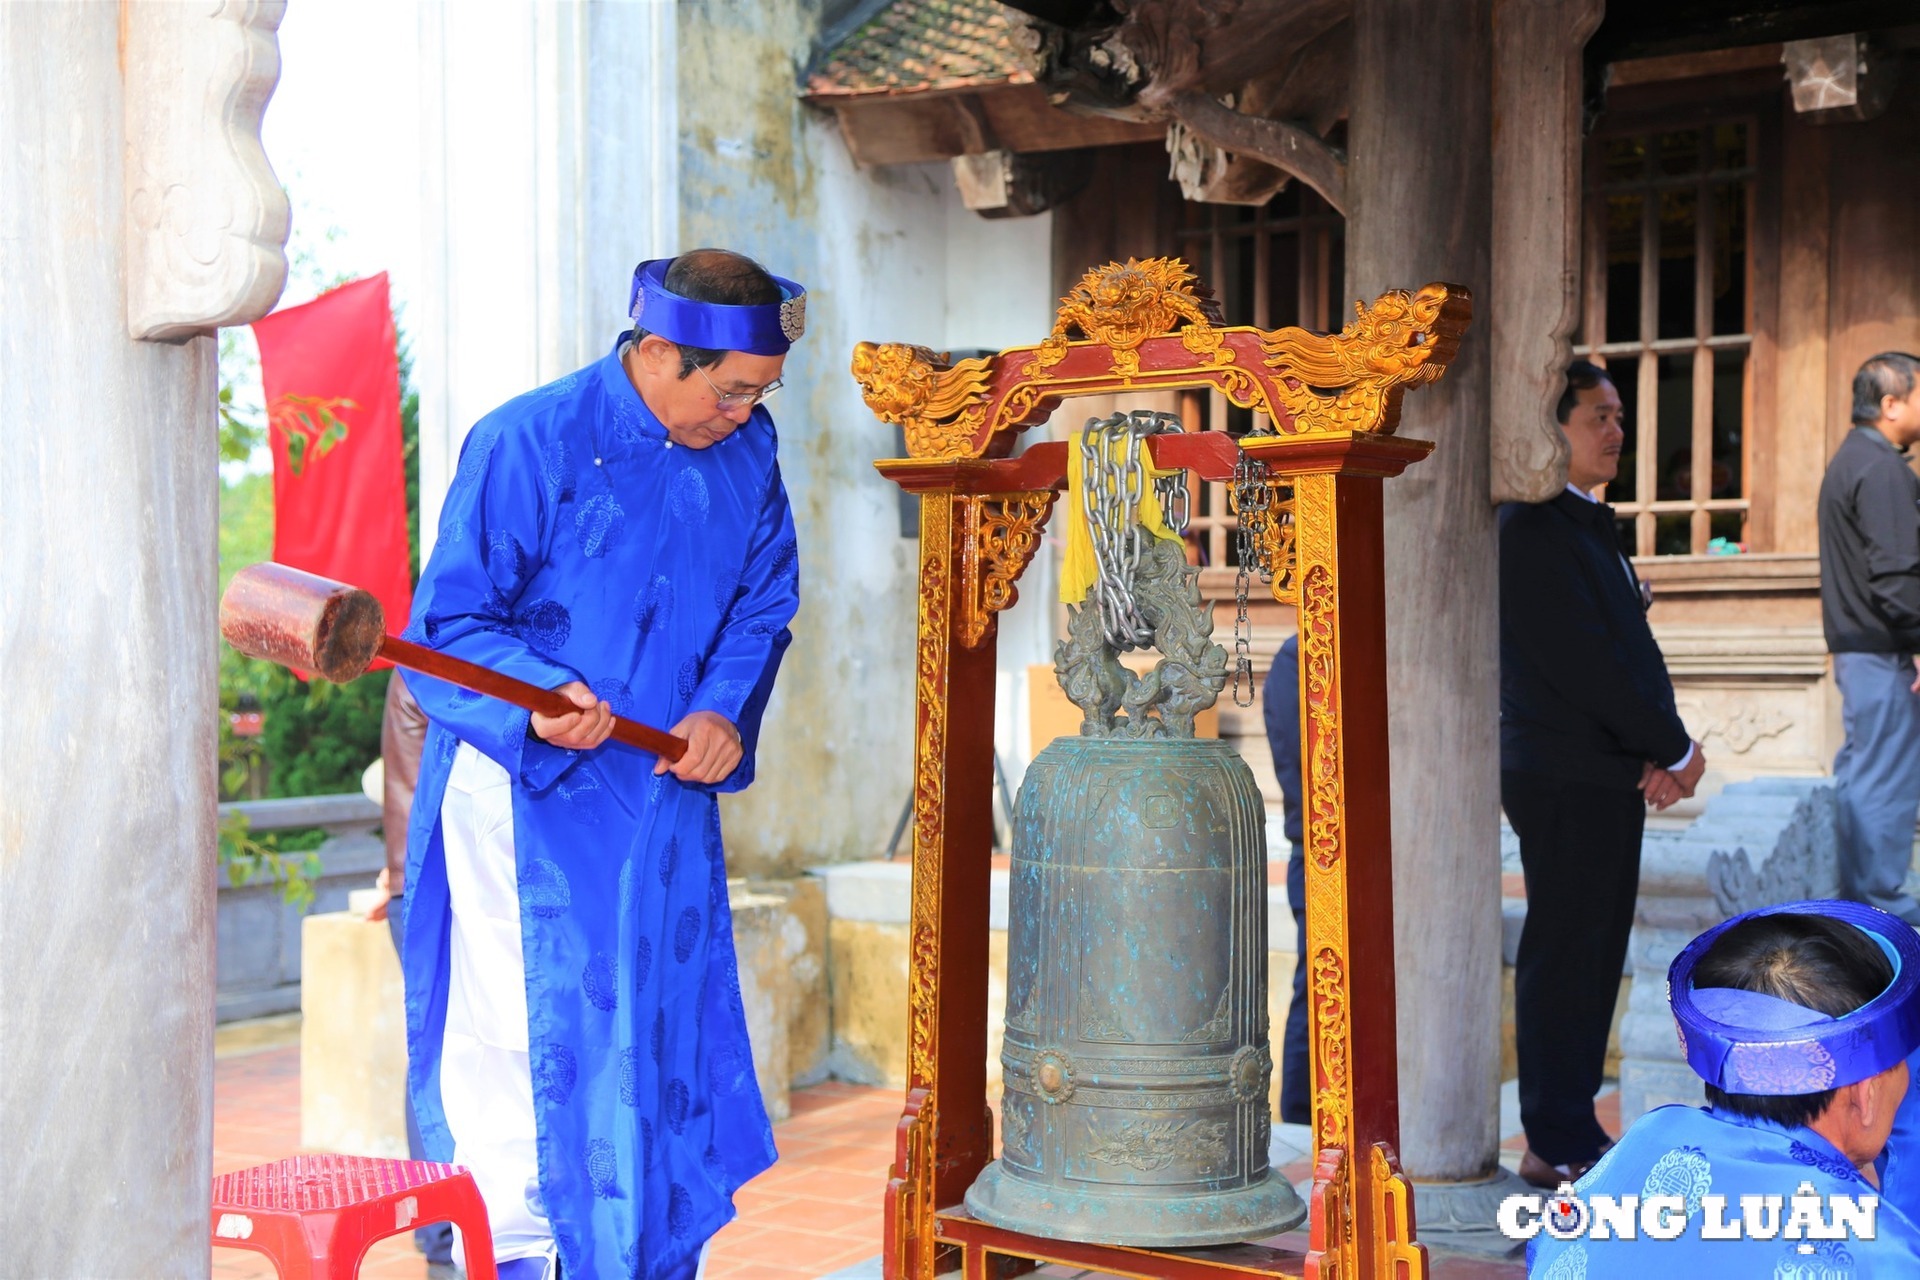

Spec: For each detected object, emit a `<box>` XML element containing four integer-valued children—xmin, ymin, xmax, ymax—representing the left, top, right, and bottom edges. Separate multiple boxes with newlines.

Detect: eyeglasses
<box><xmin>694</xmin><ymin>363</ymin><xmax>782</xmax><ymax>411</ymax></box>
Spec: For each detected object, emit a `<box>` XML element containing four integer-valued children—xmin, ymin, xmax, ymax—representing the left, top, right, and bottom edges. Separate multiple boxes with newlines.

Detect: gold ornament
<box><xmin>1262</xmin><ymin>282</ymin><xmax>1472</xmax><ymax>435</ymax></box>
<box><xmin>1028</xmin><ymin>257</ymin><xmax>1226</xmax><ymax>377</ymax></box>
<box><xmin>852</xmin><ymin>342</ymin><xmax>994</xmax><ymax>460</ymax></box>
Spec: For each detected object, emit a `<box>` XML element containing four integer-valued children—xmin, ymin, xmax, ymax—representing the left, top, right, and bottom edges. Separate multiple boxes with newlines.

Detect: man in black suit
<box><xmin>1500</xmin><ymin>361</ymin><xmax>1707</xmax><ymax>1188</ymax></box>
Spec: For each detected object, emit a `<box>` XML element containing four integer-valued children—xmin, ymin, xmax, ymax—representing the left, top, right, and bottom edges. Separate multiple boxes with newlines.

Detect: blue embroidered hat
<box><xmin>1669</xmin><ymin>898</ymin><xmax>1920</xmax><ymax>1095</ymax></box>
<box><xmin>627</xmin><ymin>258</ymin><xmax>807</xmax><ymax>356</ymax></box>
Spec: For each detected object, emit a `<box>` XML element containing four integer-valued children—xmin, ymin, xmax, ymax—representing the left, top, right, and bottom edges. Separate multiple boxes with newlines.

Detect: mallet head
<box><xmin>220</xmin><ymin>562</ymin><xmax>387</xmax><ymax>684</ymax></box>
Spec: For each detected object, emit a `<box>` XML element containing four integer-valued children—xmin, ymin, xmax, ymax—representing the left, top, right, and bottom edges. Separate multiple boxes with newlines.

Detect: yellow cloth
<box><xmin>1060</xmin><ymin>429</ymin><xmax>1183</xmax><ymax>605</ymax></box>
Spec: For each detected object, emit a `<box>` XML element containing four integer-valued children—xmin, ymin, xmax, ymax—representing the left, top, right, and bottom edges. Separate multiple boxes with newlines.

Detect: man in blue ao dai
<box><xmin>1529</xmin><ymin>901</ymin><xmax>1920</xmax><ymax>1277</ymax></box>
<box><xmin>398</xmin><ymin>249</ymin><xmax>806</xmax><ymax>1280</ymax></box>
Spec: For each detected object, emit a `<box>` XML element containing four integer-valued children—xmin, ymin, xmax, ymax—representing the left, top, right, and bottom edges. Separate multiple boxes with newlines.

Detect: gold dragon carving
<box><xmin>1310</xmin><ymin>945</ymin><xmax>1353</xmax><ymax>1152</ymax></box>
<box><xmin>1295</xmin><ymin>474</ymin><xmax>1343</xmax><ymax>878</ymax></box>
<box><xmin>1028</xmin><ymin>257</ymin><xmax>1230</xmax><ymax>379</ymax></box>
<box><xmin>1229</xmin><ymin>476</ymin><xmax>1299</xmax><ymax>605</ymax></box>
<box><xmin>1262</xmin><ymin>282</ymin><xmax>1471</xmax><ymax>435</ymax></box>
<box><xmin>852</xmin><ymin>341</ymin><xmax>995</xmax><ymax>460</ymax></box>
<box><xmin>957</xmin><ymin>492</ymin><xmax>1058</xmax><ymax>649</ymax></box>
<box><xmin>899</xmin><ymin>497</ymin><xmax>952</xmax><ymax>1275</ymax></box>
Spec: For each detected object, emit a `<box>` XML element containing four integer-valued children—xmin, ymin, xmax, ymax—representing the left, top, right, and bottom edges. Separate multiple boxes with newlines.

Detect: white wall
<box><xmin>415</xmin><ymin>0</ymin><xmax>677</xmax><ymax>554</ymax></box>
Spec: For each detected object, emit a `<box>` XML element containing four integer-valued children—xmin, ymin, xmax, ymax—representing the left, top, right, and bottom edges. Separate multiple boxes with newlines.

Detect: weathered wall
<box><xmin>678</xmin><ymin>0</ymin><xmax>1056</xmax><ymax>876</ymax></box>
<box><xmin>0</xmin><ymin>5</ymin><xmax>220</xmax><ymax>1271</ymax></box>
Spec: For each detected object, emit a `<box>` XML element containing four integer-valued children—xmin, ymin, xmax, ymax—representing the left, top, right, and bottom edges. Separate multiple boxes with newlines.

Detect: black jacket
<box><xmin>1261</xmin><ymin>634</ymin><xmax>1303</xmax><ymax>848</ymax></box>
<box><xmin>1499</xmin><ymin>492</ymin><xmax>1690</xmax><ymax>790</ymax></box>
<box><xmin>1818</xmin><ymin>428</ymin><xmax>1920</xmax><ymax>655</ymax></box>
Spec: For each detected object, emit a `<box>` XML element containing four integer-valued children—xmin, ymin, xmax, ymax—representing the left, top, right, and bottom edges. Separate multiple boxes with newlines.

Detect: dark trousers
<box><xmin>389</xmin><ymin>899</ymin><xmax>457</xmax><ymax>1265</ymax></box>
<box><xmin>1502</xmin><ymin>770</ymin><xmax>1643</xmax><ymax>1166</ymax></box>
<box><xmin>1280</xmin><ymin>844</ymin><xmax>1311</xmax><ymax>1125</ymax></box>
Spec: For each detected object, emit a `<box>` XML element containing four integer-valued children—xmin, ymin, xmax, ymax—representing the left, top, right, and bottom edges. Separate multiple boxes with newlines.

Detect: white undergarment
<box><xmin>441</xmin><ymin>742</ymin><xmax>552</xmax><ymax>1264</ymax></box>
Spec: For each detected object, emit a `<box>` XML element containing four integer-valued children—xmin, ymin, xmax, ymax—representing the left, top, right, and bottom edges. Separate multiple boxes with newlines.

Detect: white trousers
<box><xmin>440</xmin><ymin>743</ymin><xmax>712</xmax><ymax>1278</ymax></box>
<box><xmin>442</xmin><ymin>743</ymin><xmax>552</xmax><ymax>1264</ymax></box>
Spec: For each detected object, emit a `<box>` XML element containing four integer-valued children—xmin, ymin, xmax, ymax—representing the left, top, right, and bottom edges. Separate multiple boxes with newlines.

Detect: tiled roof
<box><xmin>805</xmin><ymin>0</ymin><xmax>1033</xmax><ymax>99</ymax></box>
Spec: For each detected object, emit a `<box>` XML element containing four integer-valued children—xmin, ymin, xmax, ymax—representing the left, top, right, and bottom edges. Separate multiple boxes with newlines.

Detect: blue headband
<box><xmin>1669</xmin><ymin>898</ymin><xmax>1920</xmax><ymax>1095</ymax></box>
<box><xmin>627</xmin><ymin>258</ymin><xmax>807</xmax><ymax>356</ymax></box>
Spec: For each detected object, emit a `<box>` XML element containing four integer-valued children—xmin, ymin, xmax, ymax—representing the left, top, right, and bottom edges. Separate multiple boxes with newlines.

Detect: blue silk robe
<box><xmin>400</xmin><ymin>338</ymin><xmax>798</xmax><ymax>1279</ymax></box>
<box><xmin>1871</xmin><ymin>1048</ymin><xmax>1920</xmax><ymax>1226</ymax></box>
<box><xmin>1528</xmin><ymin>1104</ymin><xmax>1920</xmax><ymax>1278</ymax></box>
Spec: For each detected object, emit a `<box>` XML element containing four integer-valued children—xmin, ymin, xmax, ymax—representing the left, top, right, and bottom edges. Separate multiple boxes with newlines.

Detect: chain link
<box><xmin>1230</xmin><ymin>455</ymin><xmax>1272</xmax><ymax>707</ymax></box>
<box><xmin>1080</xmin><ymin>410</ymin><xmax>1181</xmax><ymax>651</ymax></box>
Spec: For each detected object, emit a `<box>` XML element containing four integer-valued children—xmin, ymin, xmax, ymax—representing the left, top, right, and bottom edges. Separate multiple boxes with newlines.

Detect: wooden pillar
<box><xmin>1348</xmin><ymin>0</ymin><xmax>1504</xmax><ymax>1185</ymax></box>
<box><xmin>883</xmin><ymin>489</ymin><xmax>1001</xmax><ymax>1280</ymax></box>
<box><xmin>1244</xmin><ymin>433</ymin><xmax>1436</xmax><ymax>1277</ymax></box>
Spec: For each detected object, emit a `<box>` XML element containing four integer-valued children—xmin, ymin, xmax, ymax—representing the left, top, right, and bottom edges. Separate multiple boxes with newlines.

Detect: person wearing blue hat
<box><xmin>397</xmin><ymin>249</ymin><xmax>806</xmax><ymax>1280</ymax></box>
<box><xmin>1527</xmin><ymin>901</ymin><xmax>1920</xmax><ymax>1277</ymax></box>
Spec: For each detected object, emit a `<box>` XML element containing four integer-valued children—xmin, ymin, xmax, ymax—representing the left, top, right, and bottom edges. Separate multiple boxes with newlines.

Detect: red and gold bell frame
<box><xmin>853</xmin><ymin>258</ymin><xmax>1472</xmax><ymax>1280</ymax></box>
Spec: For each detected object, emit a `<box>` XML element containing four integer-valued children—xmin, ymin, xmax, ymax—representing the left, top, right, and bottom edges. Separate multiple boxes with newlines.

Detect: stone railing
<box><xmin>218</xmin><ymin>793</ymin><xmax>382</xmax><ymax>1022</ymax></box>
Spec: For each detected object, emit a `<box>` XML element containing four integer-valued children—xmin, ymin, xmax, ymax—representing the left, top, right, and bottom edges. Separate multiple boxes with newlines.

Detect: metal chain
<box><xmin>1080</xmin><ymin>410</ymin><xmax>1182</xmax><ymax>651</ymax></box>
<box><xmin>1155</xmin><ymin>460</ymin><xmax>1190</xmax><ymax>537</ymax></box>
<box><xmin>1230</xmin><ymin>455</ymin><xmax>1272</xmax><ymax>706</ymax></box>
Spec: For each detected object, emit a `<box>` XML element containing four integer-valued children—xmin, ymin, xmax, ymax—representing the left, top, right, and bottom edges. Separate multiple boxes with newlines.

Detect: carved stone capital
<box><xmin>125</xmin><ymin>0</ymin><xmax>290</xmax><ymax>342</ymax></box>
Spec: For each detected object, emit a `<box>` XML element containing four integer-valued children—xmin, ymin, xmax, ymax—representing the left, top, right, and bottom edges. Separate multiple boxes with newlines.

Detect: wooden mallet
<box><xmin>219</xmin><ymin>562</ymin><xmax>688</xmax><ymax>761</ymax></box>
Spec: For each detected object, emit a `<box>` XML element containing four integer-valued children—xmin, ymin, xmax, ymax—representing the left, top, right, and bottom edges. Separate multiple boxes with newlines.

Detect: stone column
<box><xmin>1347</xmin><ymin>0</ymin><xmax>1508</xmax><ymax>1206</ymax></box>
<box><xmin>415</xmin><ymin>0</ymin><xmax>679</xmax><ymax>555</ymax></box>
<box><xmin>0</xmin><ymin>3</ymin><xmax>286</xmax><ymax>1273</ymax></box>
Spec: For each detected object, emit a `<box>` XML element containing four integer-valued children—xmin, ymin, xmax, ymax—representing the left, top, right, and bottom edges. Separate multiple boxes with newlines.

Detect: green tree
<box><xmin>217</xmin><ymin>310</ymin><xmax>421</xmax><ymax>905</ymax></box>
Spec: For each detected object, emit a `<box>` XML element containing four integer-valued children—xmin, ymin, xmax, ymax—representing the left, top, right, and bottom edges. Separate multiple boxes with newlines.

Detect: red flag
<box><xmin>254</xmin><ymin>273</ymin><xmax>411</xmax><ymax>657</ymax></box>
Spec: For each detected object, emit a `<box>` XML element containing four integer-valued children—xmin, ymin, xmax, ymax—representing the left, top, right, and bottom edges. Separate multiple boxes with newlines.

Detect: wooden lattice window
<box><xmin>1174</xmin><ymin>187</ymin><xmax>1346</xmax><ymax>578</ymax></box>
<box><xmin>1577</xmin><ymin>119</ymin><xmax>1755</xmax><ymax>556</ymax></box>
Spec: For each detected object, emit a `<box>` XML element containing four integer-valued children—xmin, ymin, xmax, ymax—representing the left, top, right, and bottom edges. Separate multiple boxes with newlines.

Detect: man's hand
<box><xmin>1641</xmin><ymin>741</ymin><xmax>1708</xmax><ymax>810</ymax></box>
<box><xmin>1639</xmin><ymin>762</ymin><xmax>1682</xmax><ymax>811</ymax></box>
<box><xmin>655</xmin><ymin>710</ymin><xmax>743</xmax><ymax>784</ymax></box>
<box><xmin>1671</xmin><ymin>740</ymin><xmax>1708</xmax><ymax>798</ymax></box>
<box><xmin>363</xmin><ymin>866</ymin><xmax>392</xmax><ymax>922</ymax></box>
<box><xmin>531</xmin><ymin>681</ymin><xmax>614</xmax><ymax>750</ymax></box>
<box><xmin>1910</xmin><ymin>654</ymin><xmax>1919</xmax><ymax>694</ymax></box>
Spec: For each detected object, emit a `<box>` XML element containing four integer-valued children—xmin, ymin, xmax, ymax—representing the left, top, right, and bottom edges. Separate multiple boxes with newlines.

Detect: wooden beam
<box><xmin>1607</xmin><ymin>43</ymin><xmax>1782</xmax><ymax>86</ymax></box>
<box><xmin>820</xmin><ymin>83</ymin><xmax>1164</xmax><ymax>168</ymax></box>
<box><xmin>1165</xmin><ymin>91</ymin><xmax>1349</xmax><ymax>214</ymax></box>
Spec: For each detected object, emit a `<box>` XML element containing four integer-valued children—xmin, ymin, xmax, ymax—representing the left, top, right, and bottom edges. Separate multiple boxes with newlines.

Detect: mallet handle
<box><xmin>378</xmin><ymin>635</ymin><xmax>689</xmax><ymax>762</ymax></box>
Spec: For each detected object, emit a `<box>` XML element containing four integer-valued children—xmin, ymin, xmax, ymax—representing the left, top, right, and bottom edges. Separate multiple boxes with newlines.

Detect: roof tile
<box><xmin>806</xmin><ymin>0</ymin><xmax>1033</xmax><ymax>99</ymax></box>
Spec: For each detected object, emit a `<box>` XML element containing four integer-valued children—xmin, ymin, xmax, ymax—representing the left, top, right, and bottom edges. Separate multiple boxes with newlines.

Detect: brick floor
<box><xmin>211</xmin><ymin>1046</ymin><xmax>423</xmax><ymax>1280</ymax></box>
<box><xmin>213</xmin><ymin>1040</ymin><xmax>1532</xmax><ymax>1279</ymax></box>
<box><xmin>704</xmin><ymin>1082</ymin><xmax>900</xmax><ymax>1279</ymax></box>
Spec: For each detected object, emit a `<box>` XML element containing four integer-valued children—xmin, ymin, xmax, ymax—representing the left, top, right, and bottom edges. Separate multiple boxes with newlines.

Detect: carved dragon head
<box><xmin>1056</xmin><ymin>257</ymin><xmax>1221</xmax><ymax>350</ymax></box>
<box><xmin>1336</xmin><ymin>281</ymin><xmax>1470</xmax><ymax>383</ymax></box>
<box><xmin>852</xmin><ymin>340</ymin><xmax>997</xmax><ymax>458</ymax></box>
<box><xmin>851</xmin><ymin>341</ymin><xmax>945</xmax><ymax>425</ymax></box>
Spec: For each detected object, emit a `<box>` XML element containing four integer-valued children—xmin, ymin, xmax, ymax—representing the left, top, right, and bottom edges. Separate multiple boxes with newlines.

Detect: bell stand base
<box><xmin>936</xmin><ymin>1207</ymin><xmax>1306</xmax><ymax>1279</ymax></box>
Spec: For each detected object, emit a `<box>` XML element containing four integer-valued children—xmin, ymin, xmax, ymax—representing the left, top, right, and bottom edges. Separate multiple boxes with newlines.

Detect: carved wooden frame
<box><xmin>858</xmin><ymin>258</ymin><xmax>1472</xmax><ymax>1280</ymax></box>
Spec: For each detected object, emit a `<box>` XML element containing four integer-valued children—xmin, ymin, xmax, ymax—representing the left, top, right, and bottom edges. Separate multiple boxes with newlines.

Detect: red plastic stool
<box><xmin>211</xmin><ymin>1154</ymin><xmax>497</xmax><ymax>1280</ymax></box>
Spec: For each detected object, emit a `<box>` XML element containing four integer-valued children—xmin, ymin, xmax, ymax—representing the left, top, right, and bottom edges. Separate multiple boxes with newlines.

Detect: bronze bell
<box><xmin>965</xmin><ymin>531</ymin><xmax>1305</xmax><ymax>1246</ymax></box>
